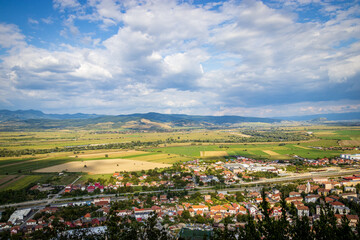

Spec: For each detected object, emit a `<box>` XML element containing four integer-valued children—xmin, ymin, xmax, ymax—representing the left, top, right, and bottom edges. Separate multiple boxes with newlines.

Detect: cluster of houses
<box><xmin>184</xmin><ymin>157</ymin><xmax>281</xmax><ymax>185</ymax></box>
<box><xmin>0</xmin><ymin>198</ymin><xmax>111</xmax><ymax>236</ymax></box>
<box><xmin>303</xmin><ymin>157</ymin><xmax>358</xmax><ymax>166</ymax></box>
<box><xmin>1</xmin><ymin>174</ymin><xmax>360</xmax><ymax>237</ymax></box>
<box><xmin>62</xmin><ymin>154</ymin><xmax>359</xmax><ymax>197</ymax></box>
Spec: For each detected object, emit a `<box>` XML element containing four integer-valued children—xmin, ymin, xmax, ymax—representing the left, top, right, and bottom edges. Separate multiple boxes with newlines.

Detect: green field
<box><xmin>0</xmin><ymin>157</ymin><xmax>74</xmax><ymax>175</ymax></box>
<box><xmin>0</xmin><ymin>157</ymin><xmax>37</xmax><ymax>166</ymax></box>
<box><xmin>1</xmin><ymin>175</ymin><xmax>43</xmax><ymax>190</ymax></box>
<box><xmin>0</xmin><ymin>125</ymin><xmax>359</xmax><ymax>191</ymax></box>
<box><xmin>151</xmin><ymin>142</ymin><xmax>353</xmax><ymax>160</ymax></box>
<box><xmin>0</xmin><ymin>130</ymin><xmax>239</xmax><ymax>150</ymax></box>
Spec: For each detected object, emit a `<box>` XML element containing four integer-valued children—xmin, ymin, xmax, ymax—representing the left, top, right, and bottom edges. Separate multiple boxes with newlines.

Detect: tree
<box><xmin>240</xmin><ymin>213</ymin><xmax>261</xmax><ymax>240</ymax></box>
<box><xmin>291</xmin><ymin>216</ymin><xmax>313</xmax><ymax>240</ymax></box>
<box><xmin>336</xmin><ymin>215</ymin><xmax>356</xmax><ymax>240</ymax></box>
<box><xmin>236</xmin><ymin>191</ymin><xmax>245</xmax><ymax>202</ymax></box>
<box><xmin>141</xmin><ymin>212</ymin><xmax>170</xmax><ymax>240</ymax></box>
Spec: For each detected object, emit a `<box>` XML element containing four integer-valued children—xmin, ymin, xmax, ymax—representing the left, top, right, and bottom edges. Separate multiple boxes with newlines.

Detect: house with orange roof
<box><xmin>305</xmin><ymin>195</ymin><xmax>319</xmax><ymax>203</ymax></box>
<box><xmin>296</xmin><ymin>205</ymin><xmax>309</xmax><ymax>217</ymax></box>
<box><xmin>84</xmin><ymin>213</ymin><xmax>91</xmax><ymax>220</ymax></box>
<box><xmin>112</xmin><ymin>173</ymin><xmax>120</xmax><ymax>177</ymax></box>
<box><xmin>191</xmin><ymin>205</ymin><xmax>208</xmax><ymax>214</ymax></box>
<box><xmin>341</xmin><ymin>192</ymin><xmax>357</xmax><ymax>200</ymax></box>
<box><xmin>285</xmin><ymin>196</ymin><xmax>303</xmax><ymax>204</ymax></box>
<box><xmin>289</xmin><ymin>192</ymin><xmax>301</xmax><ymax>197</ymax></box>
<box><xmin>182</xmin><ymin>203</ymin><xmax>192</xmax><ymax>210</ymax></box>
<box><xmin>205</xmin><ymin>199</ymin><xmax>213</xmax><ymax>204</ymax></box>
<box><xmin>210</xmin><ymin>205</ymin><xmax>228</xmax><ymax>213</ymax></box>
<box><xmin>292</xmin><ymin>201</ymin><xmax>304</xmax><ymax>206</ymax></box>
<box><xmin>330</xmin><ymin>201</ymin><xmax>350</xmax><ymax>215</ymax></box>
<box><xmin>238</xmin><ymin>206</ymin><xmax>247</xmax><ymax>215</ymax></box>
<box><xmin>317</xmin><ymin>188</ymin><xmax>330</xmax><ymax>196</ymax></box>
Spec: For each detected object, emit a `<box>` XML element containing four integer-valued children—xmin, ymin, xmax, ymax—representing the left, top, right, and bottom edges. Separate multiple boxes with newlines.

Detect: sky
<box><xmin>0</xmin><ymin>0</ymin><xmax>359</xmax><ymax>117</ymax></box>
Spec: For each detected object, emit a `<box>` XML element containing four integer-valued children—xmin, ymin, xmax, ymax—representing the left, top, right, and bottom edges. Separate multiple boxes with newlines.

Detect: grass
<box><xmin>151</xmin><ymin>141</ymin><xmax>356</xmax><ymax>160</ymax></box>
<box><xmin>0</xmin><ymin>129</ymin><xmax>241</xmax><ymax>150</ymax></box>
<box><xmin>0</xmin><ymin>157</ymin><xmax>74</xmax><ymax>175</ymax></box>
<box><xmin>1</xmin><ymin>175</ymin><xmax>42</xmax><ymax>191</ymax></box>
<box><xmin>78</xmin><ymin>174</ymin><xmax>113</xmax><ymax>184</ymax></box>
<box><xmin>0</xmin><ymin>125</ymin><xmax>359</xmax><ymax>189</ymax></box>
<box><xmin>0</xmin><ymin>157</ymin><xmax>36</xmax><ymax>166</ymax></box>
<box><xmin>126</xmin><ymin>153</ymin><xmax>191</xmax><ymax>164</ymax></box>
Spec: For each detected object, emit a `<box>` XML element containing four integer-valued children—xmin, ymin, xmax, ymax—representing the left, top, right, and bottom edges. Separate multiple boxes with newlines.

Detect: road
<box><xmin>1</xmin><ymin>168</ymin><xmax>359</xmax><ymax>209</ymax></box>
<box><xmin>46</xmin><ymin>175</ymin><xmax>82</xmax><ymax>205</ymax></box>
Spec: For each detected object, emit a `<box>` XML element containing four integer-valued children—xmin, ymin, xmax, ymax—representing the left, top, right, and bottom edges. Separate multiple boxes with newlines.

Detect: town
<box><xmin>1</xmin><ymin>153</ymin><xmax>360</xmax><ymax>239</ymax></box>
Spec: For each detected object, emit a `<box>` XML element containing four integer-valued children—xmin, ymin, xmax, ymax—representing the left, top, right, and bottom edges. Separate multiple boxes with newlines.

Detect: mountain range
<box><xmin>0</xmin><ymin>109</ymin><xmax>359</xmax><ymax>130</ymax></box>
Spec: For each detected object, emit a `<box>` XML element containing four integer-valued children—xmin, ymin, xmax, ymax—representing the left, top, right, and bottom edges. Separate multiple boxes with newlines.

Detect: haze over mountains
<box><xmin>0</xmin><ymin>109</ymin><xmax>359</xmax><ymax>131</ymax></box>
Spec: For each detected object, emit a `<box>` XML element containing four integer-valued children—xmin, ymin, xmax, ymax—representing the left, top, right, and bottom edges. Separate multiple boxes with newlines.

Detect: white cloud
<box><xmin>0</xmin><ymin>0</ymin><xmax>359</xmax><ymax>116</ymax></box>
<box><xmin>53</xmin><ymin>0</ymin><xmax>81</xmax><ymax>11</ymax></box>
<box><xmin>215</xmin><ymin>100</ymin><xmax>360</xmax><ymax>118</ymax></box>
<box><xmin>0</xmin><ymin>23</ymin><xmax>26</xmax><ymax>48</ymax></box>
<box><xmin>28</xmin><ymin>18</ymin><xmax>39</xmax><ymax>25</ymax></box>
<box><xmin>41</xmin><ymin>17</ymin><xmax>54</xmax><ymax>24</ymax></box>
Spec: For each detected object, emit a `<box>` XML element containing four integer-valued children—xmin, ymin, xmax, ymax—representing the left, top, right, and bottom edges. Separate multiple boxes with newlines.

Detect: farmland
<box><xmin>152</xmin><ymin>142</ymin><xmax>350</xmax><ymax>160</ymax></box>
<box><xmin>1</xmin><ymin>175</ymin><xmax>42</xmax><ymax>191</ymax></box>
<box><xmin>35</xmin><ymin>159</ymin><xmax>172</xmax><ymax>174</ymax></box>
<box><xmin>0</xmin><ymin>125</ymin><xmax>359</xmax><ymax>192</ymax></box>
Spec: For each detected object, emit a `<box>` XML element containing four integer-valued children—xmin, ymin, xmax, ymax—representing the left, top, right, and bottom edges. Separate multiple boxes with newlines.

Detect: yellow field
<box><xmin>72</xmin><ymin>150</ymin><xmax>146</xmax><ymax>159</ymax></box>
<box><xmin>229</xmin><ymin>132</ymin><xmax>251</xmax><ymax>138</ymax></box>
<box><xmin>34</xmin><ymin>158</ymin><xmax>172</xmax><ymax>174</ymax></box>
<box><xmin>262</xmin><ymin>150</ymin><xmax>280</xmax><ymax>156</ymax></box>
<box><xmin>200</xmin><ymin>151</ymin><xmax>228</xmax><ymax>157</ymax></box>
<box><xmin>339</xmin><ymin>140</ymin><xmax>360</xmax><ymax>146</ymax></box>
<box><xmin>293</xmin><ymin>145</ymin><xmax>311</xmax><ymax>149</ymax></box>
<box><xmin>127</xmin><ymin>153</ymin><xmax>190</xmax><ymax>163</ymax></box>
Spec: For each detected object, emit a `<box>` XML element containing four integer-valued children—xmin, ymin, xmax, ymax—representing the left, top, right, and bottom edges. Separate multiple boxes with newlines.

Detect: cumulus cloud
<box><xmin>0</xmin><ymin>0</ymin><xmax>359</xmax><ymax>116</ymax></box>
<box><xmin>0</xmin><ymin>23</ymin><xmax>26</xmax><ymax>48</ymax></box>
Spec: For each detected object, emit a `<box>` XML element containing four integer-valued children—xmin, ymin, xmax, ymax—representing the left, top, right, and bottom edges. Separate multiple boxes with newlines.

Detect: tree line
<box><xmin>4</xmin><ymin>189</ymin><xmax>360</xmax><ymax>239</ymax></box>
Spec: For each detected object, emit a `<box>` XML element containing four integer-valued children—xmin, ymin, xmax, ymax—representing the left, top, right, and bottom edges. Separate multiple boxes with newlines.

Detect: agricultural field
<box><xmin>0</xmin><ymin>125</ymin><xmax>359</xmax><ymax>192</ymax></box>
<box><xmin>35</xmin><ymin>159</ymin><xmax>172</xmax><ymax>174</ymax></box>
<box><xmin>70</xmin><ymin>150</ymin><xmax>146</xmax><ymax>159</ymax></box>
<box><xmin>0</xmin><ymin>129</ymin><xmax>241</xmax><ymax>150</ymax></box>
<box><xmin>0</xmin><ymin>157</ymin><xmax>74</xmax><ymax>175</ymax></box>
<box><xmin>152</xmin><ymin>140</ymin><xmax>357</xmax><ymax>160</ymax></box>
<box><xmin>200</xmin><ymin>151</ymin><xmax>228</xmax><ymax>157</ymax></box>
<box><xmin>1</xmin><ymin>175</ymin><xmax>42</xmax><ymax>191</ymax></box>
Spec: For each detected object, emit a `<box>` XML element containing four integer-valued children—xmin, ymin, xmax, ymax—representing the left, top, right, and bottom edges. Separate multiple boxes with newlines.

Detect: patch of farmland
<box><xmin>1</xmin><ymin>175</ymin><xmax>42</xmax><ymax>191</ymax></box>
<box><xmin>0</xmin><ymin>158</ymin><xmax>35</xmax><ymax>167</ymax></box>
<box><xmin>262</xmin><ymin>150</ymin><xmax>280</xmax><ymax>156</ymax></box>
<box><xmin>229</xmin><ymin>132</ymin><xmax>251</xmax><ymax>138</ymax></box>
<box><xmin>34</xmin><ymin>159</ymin><xmax>172</xmax><ymax>174</ymax></box>
<box><xmin>0</xmin><ymin>175</ymin><xmax>25</xmax><ymax>190</ymax></box>
<box><xmin>126</xmin><ymin>153</ymin><xmax>188</xmax><ymax>163</ymax></box>
<box><xmin>72</xmin><ymin>150</ymin><xmax>146</xmax><ymax>159</ymax></box>
<box><xmin>292</xmin><ymin>145</ymin><xmax>311</xmax><ymax>149</ymax></box>
<box><xmin>339</xmin><ymin>140</ymin><xmax>360</xmax><ymax>146</ymax></box>
<box><xmin>275</xmin><ymin>148</ymin><xmax>343</xmax><ymax>159</ymax></box>
<box><xmin>0</xmin><ymin>158</ymin><xmax>73</xmax><ymax>175</ymax></box>
<box><xmin>200</xmin><ymin>151</ymin><xmax>228</xmax><ymax>157</ymax></box>
<box><xmin>154</xmin><ymin>145</ymin><xmax>221</xmax><ymax>157</ymax></box>
<box><xmin>0</xmin><ymin>175</ymin><xmax>17</xmax><ymax>186</ymax></box>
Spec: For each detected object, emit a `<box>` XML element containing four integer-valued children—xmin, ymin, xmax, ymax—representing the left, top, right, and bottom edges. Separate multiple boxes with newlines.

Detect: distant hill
<box><xmin>0</xmin><ymin>110</ymin><xmax>280</xmax><ymax>130</ymax></box>
<box><xmin>0</xmin><ymin>109</ymin><xmax>102</xmax><ymax>122</ymax></box>
<box><xmin>275</xmin><ymin>112</ymin><xmax>360</xmax><ymax>121</ymax></box>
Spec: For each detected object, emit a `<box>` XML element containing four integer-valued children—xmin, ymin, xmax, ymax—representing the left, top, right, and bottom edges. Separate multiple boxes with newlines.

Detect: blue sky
<box><xmin>0</xmin><ymin>0</ymin><xmax>359</xmax><ymax>117</ymax></box>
